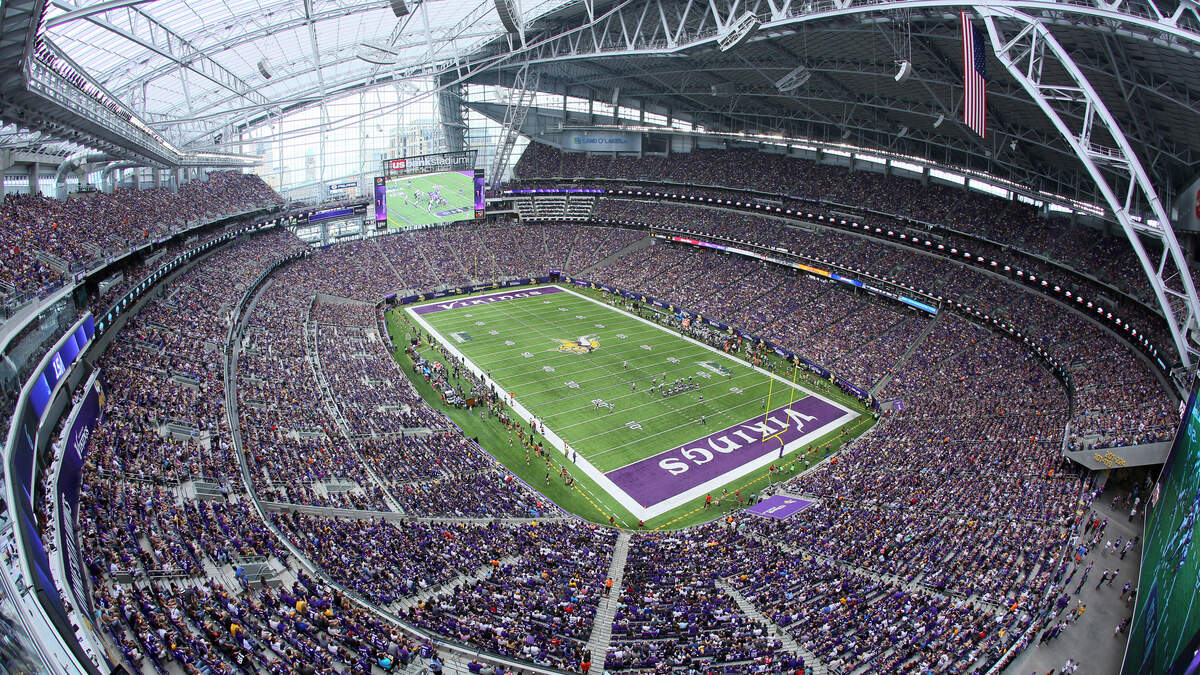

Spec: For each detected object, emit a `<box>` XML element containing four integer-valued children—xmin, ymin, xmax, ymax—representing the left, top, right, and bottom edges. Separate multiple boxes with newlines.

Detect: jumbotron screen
<box><xmin>383</xmin><ymin>169</ymin><xmax>484</xmax><ymax>229</ymax></box>
<box><xmin>1123</xmin><ymin>383</ymin><xmax>1200</xmax><ymax>675</ymax></box>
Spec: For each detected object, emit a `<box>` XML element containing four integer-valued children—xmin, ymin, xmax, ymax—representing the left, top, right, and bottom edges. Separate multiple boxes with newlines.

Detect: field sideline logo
<box><xmin>556</xmin><ymin>335</ymin><xmax>599</xmax><ymax>354</ymax></box>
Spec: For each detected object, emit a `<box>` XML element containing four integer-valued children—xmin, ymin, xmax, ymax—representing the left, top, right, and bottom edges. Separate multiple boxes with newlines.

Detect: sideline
<box><xmin>405</xmin><ymin>285</ymin><xmax>860</xmax><ymax>521</ymax></box>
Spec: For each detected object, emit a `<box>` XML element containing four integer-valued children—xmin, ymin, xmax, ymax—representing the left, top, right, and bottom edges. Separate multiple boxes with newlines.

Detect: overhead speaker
<box><xmin>894</xmin><ymin>60</ymin><xmax>912</xmax><ymax>83</ymax></box>
<box><xmin>390</xmin><ymin>0</ymin><xmax>409</xmax><ymax>17</ymax></box>
<box><xmin>718</xmin><ymin>12</ymin><xmax>760</xmax><ymax>52</ymax></box>
<box><xmin>933</xmin><ymin>113</ymin><xmax>944</xmax><ymax>128</ymax></box>
<box><xmin>257</xmin><ymin>59</ymin><xmax>271</xmax><ymax>80</ymax></box>
<box><xmin>775</xmin><ymin>65</ymin><xmax>811</xmax><ymax>91</ymax></box>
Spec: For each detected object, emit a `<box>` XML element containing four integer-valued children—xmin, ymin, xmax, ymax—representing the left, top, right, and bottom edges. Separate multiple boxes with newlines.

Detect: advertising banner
<box><xmin>55</xmin><ymin>374</ymin><xmax>104</xmax><ymax>629</ymax></box>
<box><xmin>560</xmin><ymin>130</ymin><xmax>642</xmax><ymax>153</ymax></box>
<box><xmin>374</xmin><ymin>177</ymin><xmax>387</xmax><ymax>222</ymax></box>
<box><xmin>385</xmin><ymin>150</ymin><xmax>477</xmax><ymax>177</ymax></box>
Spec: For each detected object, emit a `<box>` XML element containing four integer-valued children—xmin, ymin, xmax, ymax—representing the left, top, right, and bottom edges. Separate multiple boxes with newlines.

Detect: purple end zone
<box><xmin>605</xmin><ymin>396</ymin><xmax>847</xmax><ymax>508</ymax></box>
<box><xmin>411</xmin><ymin>286</ymin><xmax>564</xmax><ymax>314</ymax></box>
<box><xmin>746</xmin><ymin>495</ymin><xmax>814</xmax><ymax>519</ymax></box>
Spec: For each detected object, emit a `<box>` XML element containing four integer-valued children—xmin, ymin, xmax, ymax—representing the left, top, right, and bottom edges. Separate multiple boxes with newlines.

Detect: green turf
<box><xmin>385</xmin><ymin>284</ymin><xmax>876</xmax><ymax>529</ymax></box>
<box><xmin>385</xmin><ymin>171</ymin><xmax>475</xmax><ymax>229</ymax></box>
<box><xmin>407</xmin><ymin>288</ymin><xmax>839</xmax><ymax>472</ymax></box>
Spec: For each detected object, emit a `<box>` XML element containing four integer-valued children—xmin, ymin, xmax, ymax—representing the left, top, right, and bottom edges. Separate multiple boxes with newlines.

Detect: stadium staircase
<box><xmin>370</xmin><ymin>236</ymin><xmax>406</xmax><ymax>290</ymax></box>
<box><xmin>302</xmin><ymin>317</ymin><xmax>407</xmax><ymax>514</ymax></box>
<box><xmin>576</xmin><ymin>235</ymin><xmax>656</xmax><ymax>278</ymax></box>
<box><xmin>392</xmin><ymin>555</ymin><xmax>522</xmax><ymax>611</ymax></box>
<box><xmin>715</xmin><ymin>579</ymin><xmax>826</xmax><ymax>675</ymax></box>
<box><xmin>869</xmin><ymin>310</ymin><xmax>946</xmax><ymax>397</ymax></box>
<box><xmin>583</xmin><ymin>531</ymin><xmax>632</xmax><ymax>662</ymax></box>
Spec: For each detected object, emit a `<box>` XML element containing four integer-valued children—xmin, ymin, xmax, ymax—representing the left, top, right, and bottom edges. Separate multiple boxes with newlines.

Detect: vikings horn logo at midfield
<box><xmin>556</xmin><ymin>335</ymin><xmax>599</xmax><ymax>354</ymax></box>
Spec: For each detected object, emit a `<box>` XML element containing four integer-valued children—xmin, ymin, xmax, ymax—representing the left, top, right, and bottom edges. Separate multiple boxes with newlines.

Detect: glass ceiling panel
<box><xmin>41</xmin><ymin>0</ymin><xmax>580</xmax><ymax>148</ymax></box>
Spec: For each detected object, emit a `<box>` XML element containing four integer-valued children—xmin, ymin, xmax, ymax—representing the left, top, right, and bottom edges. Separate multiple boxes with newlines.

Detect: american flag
<box><xmin>961</xmin><ymin>11</ymin><xmax>987</xmax><ymax>137</ymax></box>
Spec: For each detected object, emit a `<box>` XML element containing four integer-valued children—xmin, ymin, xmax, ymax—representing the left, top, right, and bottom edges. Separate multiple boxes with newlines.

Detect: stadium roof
<box><xmin>37</xmin><ymin>0</ymin><xmax>572</xmax><ymax>146</ymax></box>
<box><xmin>16</xmin><ymin>0</ymin><xmax>1200</xmax><ymax>207</ymax></box>
<box><xmin>460</xmin><ymin>0</ymin><xmax>1200</xmax><ymax>211</ymax></box>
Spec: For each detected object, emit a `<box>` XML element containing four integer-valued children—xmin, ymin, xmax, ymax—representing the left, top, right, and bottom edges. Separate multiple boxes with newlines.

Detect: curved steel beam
<box><xmin>150</xmin><ymin>0</ymin><xmax>1199</xmax><ymax>153</ymax></box>
<box><xmin>53</xmin><ymin>151</ymin><xmax>113</xmax><ymax>198</ymax></box>
<box><xmin>514</xmin><ymin>0</ymin><xmax>1200</xmax><ymax>65</ymax></box>
<box><xmin>978</xmin><ymin>5</ymin><xmax>1200</xmax><ymax>378</ymax></box>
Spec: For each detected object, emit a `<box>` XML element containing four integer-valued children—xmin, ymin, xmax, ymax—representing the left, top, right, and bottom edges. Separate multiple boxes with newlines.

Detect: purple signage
<box><xmin>746</xmin><ymin>494</ymin><xmax>814</xmax><ymax>519</ymax></box>
<box><xmin>374</xmin><ymin>176</ymin><xmax>387</xmax><ymax>222</ymax></box>
<box><xmin>411</xmin><ymin>286</ymin><xmax>564</xmax><ymax>315</ymax></box>
<box><xmin>606</xmin><ymin>396</ymin><xmax>848</xmax><ymax>508</ymax></box>
<box><xmin>55</xmin><ymin>375</ymin><xmax>104</xmax><ymax>628</ymax></box>
<box><xmin>29</xmin><ymin>315</ymin><xmax>95</xmax><ymax>419</ymax></box>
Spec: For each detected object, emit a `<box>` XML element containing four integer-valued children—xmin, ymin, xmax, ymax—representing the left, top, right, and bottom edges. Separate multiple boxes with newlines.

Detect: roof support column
<box><xmin>979</xmin><ymin>5</ymin><xmax>1200</xmax><ymax>386</ymax></box>
<box><xmin>29</xmin><ymin>163</ymin><xmax>40</xmax><ymax>197</ymax></box>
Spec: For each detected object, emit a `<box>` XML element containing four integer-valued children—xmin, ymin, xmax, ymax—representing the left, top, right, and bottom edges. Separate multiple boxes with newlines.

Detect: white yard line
<box><xmin>406</xmin><ymin>285</ymin><xmax>860</xmax><ymax>521</ymax></box>
<box><xmin>442</xmin><ymin>298</ymin><xmax>768</xmax><ymax>423</ymax></box>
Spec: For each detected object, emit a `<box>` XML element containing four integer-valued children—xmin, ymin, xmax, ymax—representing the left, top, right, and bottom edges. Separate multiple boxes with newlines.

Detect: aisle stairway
<box><xmin>583</xmin><ymin>531</ymin><xmax>632</xmax><ymax>662</ymax></box>
<box><xmin>393</xmin><ymin>555</ymin><xmax>522</xmax><ymax>611</ymax></box>
<box><xmin>578</xmin><ymin>235</ymin><xmax>655</xmax><ymax>277</ymax></box>
<box><xmin>716</xmin><ymin>579</ymin><xmax>827</xmax><ymax>675</ymax></box>
<box><xmin>870</xmin><ymin>310</ymin><xmax>945</xmax><ymax>396</ymax></box>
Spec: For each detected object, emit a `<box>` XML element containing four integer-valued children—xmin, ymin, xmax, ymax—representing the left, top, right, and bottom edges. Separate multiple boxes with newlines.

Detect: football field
<box><xmin>406</xmin><ymin>284</ymin><xmax>860</xmax><ymax>520</ymax></box>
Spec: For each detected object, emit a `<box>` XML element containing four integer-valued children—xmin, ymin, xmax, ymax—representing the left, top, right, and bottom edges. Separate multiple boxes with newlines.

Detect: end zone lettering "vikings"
<box><xmin>412</xmin><ymin>286</ymin><xmax>564</xmax><ymax>314</ymax></box>
<box><xmin>658</xmin><ymin>406</ymin><xmax>817</xmax><ymax>475</ymax></box>
<box><xmin>604</xmin><ymin>395</ymin><xmax>852</xmax><ymax>509</ymax></box>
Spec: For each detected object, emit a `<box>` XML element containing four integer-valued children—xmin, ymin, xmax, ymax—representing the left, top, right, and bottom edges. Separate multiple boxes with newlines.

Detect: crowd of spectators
<box><xmin>92</xmin><ymin>227</ymin><xmax>307</xmax><ymax>486</ymax></box>
<box><xmin>584</xmin><ymin>194</ymin><xmax>1175</xmax><ymax>451</ymax></box>
<box><xmin>236</xmin><ymin>263</ymin><xmax>392</xmax><ymax>509</ymax></box>
<box><xmin>27</xmin><ymin>147</ymin><xmax>1180</xmax><ymax>675</ymax></box>
<box><xmin>271</xmin><ymin>513</ymin><xmax>526</xmax><ymax>605</ymax></box>
<box><xmin>0</xmin><ymin>171</ymin><xmax>280</xmax><ymax>300</ymax></box>
<box><xmin>408</xmin><ymin>523</ymin><xmax>616</xmax><ymax>671</ymax></box>
<box><xmin>517</xmin><ymin>142</ymin><xmax>1180</xmax><ymax>355</ymax></box>
<box><xmin>71</xmin><ymin>226</ymin><xmax>420</xmax><ymax>674</ymax></box>
<box><xmin>79</xmin><ymin>482</ymin><xmax>286</xmax><ymax>580</ymax></box>
<box><xmin>608</xmin><ymin>527</ymin><xmax>799</xmax><ymax>672</ymax></box>
<box><xmin>93</xmin><ymin>571</ymin><xmax>430</xmax><ymax>674</ymax></box>
<box><xmin>315</xmin><ymin>321</ymin><xmax>441</xmax><ymax>434</ymax></box>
